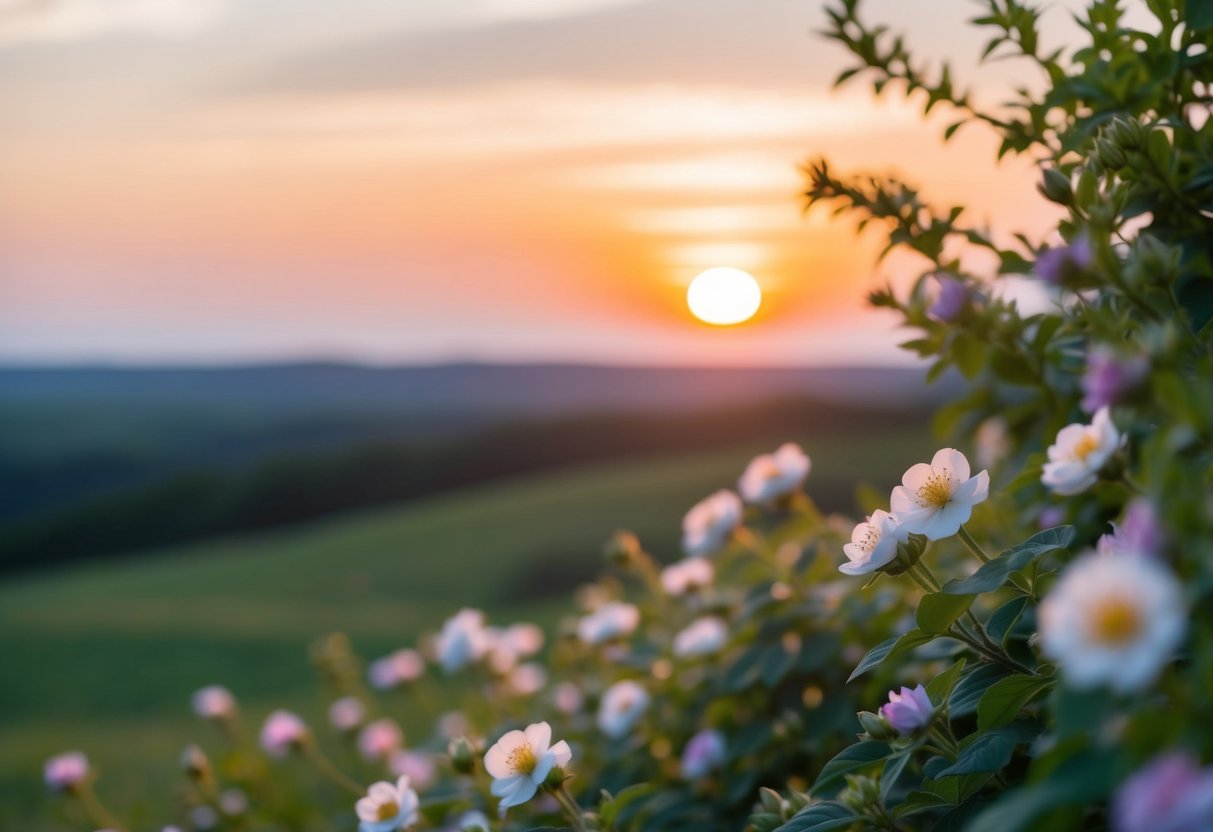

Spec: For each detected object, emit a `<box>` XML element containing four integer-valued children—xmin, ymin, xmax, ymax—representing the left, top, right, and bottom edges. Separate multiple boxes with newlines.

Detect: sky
<box><xmin>0</xmin><ymin>0</ymin><xmax>1085</xmax><ymax>366</ymax></box>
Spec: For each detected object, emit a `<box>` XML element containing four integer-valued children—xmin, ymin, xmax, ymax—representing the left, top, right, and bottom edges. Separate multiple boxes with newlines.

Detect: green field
<box><xmin>0</xmin><ymin>426</ymin><xmax>930</xmax><ymax>828</ymax></box>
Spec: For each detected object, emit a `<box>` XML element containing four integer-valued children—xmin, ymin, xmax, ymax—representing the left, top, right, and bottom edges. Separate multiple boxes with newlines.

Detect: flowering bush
<box><xmin>42</xmin><ymin>0</ymin><xmax>1213</xmax><ymax>830</ymax></box>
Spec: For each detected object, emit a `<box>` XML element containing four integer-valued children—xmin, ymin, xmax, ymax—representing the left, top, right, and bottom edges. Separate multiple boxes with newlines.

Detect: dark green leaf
<box><xmin>810</xmin><ymin>741</ymin><xmax>892</xmax><ymax>796</ymax></box>
<box><xmin>977</xmin><ymin>675</ymin><xmax>1053</xmax><ymax>731</ymax></box>
<box><xmin>935</xmin><ymin>722</ymin><xmax>1041</xmax><ymax>777</ymax></box>
<box><xmin>775</xmin><ymin>802</ymin><xmax>860</xmax><ymax>832</ymax></box>
<box><xmin>986</xmin><ymin>597</ymin><xmax>1029</xmax><ymax>646</ymax></box>
<box><xmin>949</xmin><ymin>664</ymin><xmax>1013</xmax><ymax>716</ymax></box>
<box><xmin>916</xmin><ymin>593</ymin><xmax>975</xmax><ymax>633</ymax></box>
<box><xmin>847</xmin><ymin>630</ymin><xmax>934</xmax><ymax>682</ymax></box>
<box><xmin>942</xmin><ymin>527</ymin><xmax>1075</xmax><ymax>595</ymax></box>
<box><xmin>925</xmin><ymin>658</ymin><xmax>967</xmax><ymax>703</ymax></box>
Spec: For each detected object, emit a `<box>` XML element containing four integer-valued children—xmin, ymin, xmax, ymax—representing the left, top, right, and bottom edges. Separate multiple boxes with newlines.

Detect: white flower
<box><xmin>329</xmin><ymin>696</ymin><xmax>367</xmax><ymax>732</ymax></box>
<box><xmin>355</xmin><ymin>776</ymin><xmax>419</xmax><ymax>832</ymax></box>
<box><xmin>368</xmin><ymin>649</ymin><xmax>426</xmax><ymax>690</ymax></box>
<box><xmin>260</xmin><ymin>710</ymin><xmax>309</xmax><ymax>758</ymax></box>
<box><xmin>681</xmin><ymin>490</ymin><xmax>743</xmax><ymax>556</ymax></box>
<box><xmin>1042</xmin><ymin>406</ymin><xmax>1122</xmax><ymax>495</ymax></box>
<box><xmin>890</xmin><ymin>448</ymin><xmax>989</xmax><ymax>540</ymax></box>
<box><xmin>660</xmin><ymin>558</ymin><xmax>715</xmax><ymax>596</ymax></box>
<box><xmin>738</xmin><ymin>443</ymin><xmax>811</xmax><ymax>505</ymax></box>
<box><xmin>191</xmin><ymin>685</ymin><xmax>236</xmax><ymax>720</ymax></box>
<box><xmin>388</xmin><ymin>750</ymin><xmax>436</xmax><ymax>791</ymax></box>
<box><xmin>673</xmin><ymin>617</ymin><xmax>729</xmax><ymax>658</ymax></box>
<box><xmin>44</xmin><ymin>751</ymin><xmax>89</xmax><ymax>792</ymax></box>
<box><xmin>975</xmin><ymin>417</ymin><xmax>1011</xmax><ymax>470</ymax></box>
<box><xmin>576</xmin><ymin>601</ymin><xmax>640</xmax><ymax>645</ymax></box>
<box><xmin>436</xmin><ymin>609</ymin><xmax>491</xmax><ymax>673</ymax></box>
<box><xmin>1039</xmin><ymin>552</ymin><xmax>1185</xmax><ymax>693</ymax></box>
<box><xmin>839</xmin><ymin>510</ymin><xmax>909</xmax><ymax>575</ymax></box>
<box><xmin>484</xmin><ymin>721</ymin><xmax>572</xmax><ymax>811</ymax></box>
<box><xmin>358</xmin><ymin>718</ymin><xmax>404</xmax><ymax>762</ymax></box>
<box><xmin>597</xmin><ymin>680</ymin><xmax>650</xmax><ymax>739</ymax></box>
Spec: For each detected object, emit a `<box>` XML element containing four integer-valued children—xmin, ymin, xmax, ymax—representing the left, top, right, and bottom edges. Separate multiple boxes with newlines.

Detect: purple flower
<box><xmin>879</xmin><ymin>685</ymin><xmax>933</xmax><ymax>735</ymax></box>
<box><xmin>1036</xmin><ymin>237</ymin><xmax>1094</xmax><ymax>285</ymax></box>
<box><xmin>1038</xmin><ymin>506</ymin><xmax>1066</xmax><ymax>530</ymax></box>
<box><xmin>1113</xmin><ymin>752</ymin><xmax>1213</xmax><ymax>832</ymax></box>
<box><xmin>680</xmin><ymin>729</ymin><xmax>727</xmax><ymax>780</ymax></box>
<box><xmin>1098</xmin><ymin>498</ymin><xmax>1165</xmax><ymax>558</ymax></box>
<box><xmin>1082</xmin><ymin>347</ymin><xmax>1148</xmax><ymax>412</ymax></box>
<box><xmin>44</xmin><ymin>751</ymin><xmax>89</xmax><ymax>792</ymax></box>
<box><xmin>929</xmin><ymin>276</ymin><xmax>969</xmax><ymax>322</ymax></box>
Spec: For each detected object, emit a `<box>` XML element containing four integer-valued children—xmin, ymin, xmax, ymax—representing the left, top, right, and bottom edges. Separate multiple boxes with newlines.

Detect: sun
<box><xmin>687</xmin><ymin>267</ymin><xmax>762</xmax><ymax>326</ymax></box>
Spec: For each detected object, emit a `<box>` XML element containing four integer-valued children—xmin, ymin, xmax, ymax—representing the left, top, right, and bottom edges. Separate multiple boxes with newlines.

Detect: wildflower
<box><xmin>484</xmin><ymin>722</ymin><xmax>572</xmax><ymax>811</ymax></box>
<box><xmin>879</xmin><ymin>685</ymin><xmax>933</xmax><ymax>735</ymax></box>
<box><xmin>928</xmin><ymin>275</ymin><xmax>969</xmax><ymax>322</ymax></box>
<box><xmin>1081</xmin><ymin>347</ymin><xmax>1148</xmax><ymax>413</ymax></box>
<box><xmin>738</xmin><ymin>443</ymin><xmax>811</xmax><ymax>505</ymax></box>
<box><xmin>1042</xmin><ymin>406</ymin><xmax>1122</xmax><ymax>495</ymax></box>
<box><xmin>1039</xmin><ymin>552</ymin><xmax>1185</xmax><ymax>692</ymax></box>
<box><xmin>1112</xmin><ymin>752</ymin><xmax>1213</xmax><ymax>832</ymax></box>
<box><xmin>359</xmin><ymin>718</ymin><xmax>404</xmax><ymax>762</ymax></box>
<box><xmin>597</xmin><ymin>680</ymin><xmax>650</xmax><ymax>739</ymax></box>
<box><xmin>436</xmin><ymin>609</ymin><xmax>491</xmax><ymax>673</ymax></box>
<box><xmin>576</xmin><ymin>601</ymin><xmax>640</xmax><ymax>645</ymax></box>
<box><xmin>660</xmin><ymin>557</ymin><xmax>714</xmax><ymax>596</ymax></box>
<box><xmin>438</xmin><ymin>712</ymin><xmax>470</xmax><ymax>740</ymax></box>
<box><xmin>329</xmin><ymin>696</ymin><xmax>367</xmax><ymax>733</ymax></box>
<box><xmin>180</xmin><ymin>744</ymin><xmax>211</xmax><ymax>780</ymax></box>
<box><xmin>890</xmin><ymin>448</ymin><xmax>989</xmax><ymax>540</ymax></box>
<box><xmin>487</xmin><ymin>623</ymin><xmax>545</xmax><ymax>673</ymax></box>
<box><xmin>680</xmin><ymin>729</ymin><xmax>727</xmax><ymax>780</ymax></box>
<box><xmin>260</xmin><ymin>710</ymin><xmax>309</xmax><ymax>758</ymax></box>
<box><xmin>673</xmin><ymin>617</ymin><xmax>729</xmax><ymax>659</ymax></box>
<box><xmin>219</xmin><ymin>788</ymin><xmax>248</xmax><ymax>816</ymax></box>
<box><xmin>1098</xmin><ymin>499</ymin><xmax>1165</xmax><ymax>558</ymax></box>
<box><xmin>369</xmin><ymin>649</ymin><xmax>425</xmax><ymax>690</ymax></box>
<box><xmin>1036</xmin><ymin>236</ymin><xmax>1093</xmax><ymax>285</ymax></box>
<box><xmin>975</xmin><ymin>417</ymin><xmax>1011</xmax><ymax>470</ymax></box>
<box><xmin>1038</xmin><ymin>506</ymin><xmax>1066</xmax><ymax>529</ymax></box>
<box><xmin>682</xmin><ymin>490</ymin><xmax>743</xmax><ymax>556</ymax></box>
<box><xmin>355</xmin><ymin>776</ymin><xmax>420</xmax><ymax>832</ymax></box>
<box><xmin>191</xmin><ymin>685</ymin><xmax>237</xmax><ymax>721</ymax></box>
<box><xmin>44</xmin><ymin>751</ymin><xmax>89</xmax><ymax>792</ymax></box>
<box><xmin>506</xmin><ymin>663</ymin><xmax>548</xmax><ymax>697</ymax></box>
<box><xmin>839</xmin><ymin>510</ymin><xmax>908</xmax><ymax>575</ymax></box>
<box><xmin>552</xmin><ymin>682</ymin><xmax>584</xmax><ymax>715</ymax></box>
<box><xmin>389</xmin><ymin>750</ymin><xmax>436</xmax><ymax>791</ymax></box>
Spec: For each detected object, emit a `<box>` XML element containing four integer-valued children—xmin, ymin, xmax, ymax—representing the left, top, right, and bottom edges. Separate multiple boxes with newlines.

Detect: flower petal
<box><xmin>484</xmin><ymin>730</ymin><xmax>526</xmax><ymax>779</ymax></box>
<box><xmin>523</xmin><ymin>722</ymin><xmax>552</xmax><ymax>756</ymax></box>
<box><xmin>931</xmin><ymin>448</ymin><xmax>971</xmax><ymax>484</ymax></box>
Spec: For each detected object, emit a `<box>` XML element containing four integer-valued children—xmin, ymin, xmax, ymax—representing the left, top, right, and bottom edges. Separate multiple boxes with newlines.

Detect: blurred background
<box><xmin>0</xmin><ymin>0</ymin><xmax>1075</xmax><ymax>823</ymax></box>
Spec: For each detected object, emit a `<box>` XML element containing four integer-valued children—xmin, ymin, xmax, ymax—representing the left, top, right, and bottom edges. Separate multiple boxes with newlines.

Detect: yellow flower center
<box><xmin>376</xmin><ymin>800</ymin><xmax>399</xmax><ymax>821</ymax></box>
<box><xmin>1090</xmin><ymin>596</ymin><xmax>1142</xmax><ymax>646</ymax></box>
<box><xmin>759</xmin><ymin>458</ymin><xmax>782</xmax><ymax>480</ymax></box>
<box><xmin>1073</xmin><ymin>431</ymin><xmax>1101</xmax><ymax>461</ymax></box>
<box><xmin>916</xmin><ymin>470</ymin><xmax>952</xmax><ymax>508</ymax></box>
<box><xmin>507</xmin><ymin>744</ymin><xmax>537</xmax><ymax>775</ymax></box>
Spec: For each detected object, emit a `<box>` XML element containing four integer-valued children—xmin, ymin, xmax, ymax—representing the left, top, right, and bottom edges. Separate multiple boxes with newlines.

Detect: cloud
<box><xmin>0</xmin><ymin>0</ymin><xmax>227</xmax><ymax>46</ymax></box>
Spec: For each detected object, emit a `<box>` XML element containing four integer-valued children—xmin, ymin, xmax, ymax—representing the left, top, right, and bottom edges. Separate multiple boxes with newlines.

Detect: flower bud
<box><xmin>603</xmin><ymin>529</ymin><xmax>642</xmax><ymax>566</ymax></box>
<box><xmin>839</xmin><ymin>774</ymin><xmax>881</xmax><ymax>813</ymax></box>
<box><xmin>856</xmin><ymin>710</ymin><xmax>897</xmax><ymax>741</ymax></box>
<box><xmin>1108</xmin><ymin>115</ymin><xmax>1145</xmax><ymax>149</ymax></box>
<box><xmin>544</xmin><ymin>763</ymin><xmax>567</xmax><ymax>789</ymax></box>
<box><xmin>180</xmin><ymin>744</ymin><xmax>211</xmax><ymax>781</ymax></box>
<box><xmin>1039</xmin><ymin>168</ymin><xmax>1073</xmax><ymax>205</ymax></box>
<box><xmin>1096</xmin><ymin>137</ymin><xmax>1127</xmax><ymax>170</ymax></box>
<box><xmin>879</xmin><ymin>685</ymin><xmax>934</xmax><ymax>735</ymax></box>
<box><xmin>448</xmin><ymin>736</ymin><xmax>476</xmax><ymax>774</ymax></box>
<box><xmin>928</xmin><ymin>275</ymin><xmax>969</xmax><ymax>322</ymax></box>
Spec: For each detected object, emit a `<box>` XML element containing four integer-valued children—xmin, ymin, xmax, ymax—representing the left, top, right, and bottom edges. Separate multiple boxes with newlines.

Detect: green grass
<box><xmin>0</xmin><ymin>426</ymin><xmax>931</xmax><ymax>827</ymax></box>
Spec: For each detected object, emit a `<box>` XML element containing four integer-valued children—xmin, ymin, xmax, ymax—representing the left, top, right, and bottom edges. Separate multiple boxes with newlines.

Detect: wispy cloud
<box><xmin>0</xmin><ymin>0</ymin><xmax>228</xmax><ymax>45</ymax></box>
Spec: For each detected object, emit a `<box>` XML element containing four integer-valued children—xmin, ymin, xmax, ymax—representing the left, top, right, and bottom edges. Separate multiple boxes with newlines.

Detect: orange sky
<box><xmin>0</xmin><ymin>0</ymin><xmax>1089</xmax><ymax>366</ymax></box>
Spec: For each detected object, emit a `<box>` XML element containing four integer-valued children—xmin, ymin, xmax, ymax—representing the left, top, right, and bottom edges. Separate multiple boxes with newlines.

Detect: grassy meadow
<box><xmin>0</xmin><ymin>423</ymin><xmax>931</xmax><ymax>828</ymax></box>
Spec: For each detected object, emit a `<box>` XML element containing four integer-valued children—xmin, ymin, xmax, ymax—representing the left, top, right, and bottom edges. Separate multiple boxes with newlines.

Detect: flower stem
<box><xmin>74</xmin><ymin>782</ymin><xmax>126</xmax><ymax>832</ymax></box>
<box><xmin>553</xmin><ymin>783</ymin><xmax>589</xmax><ymax>832</ymax></box>
<box><xmin>957</xmin><ymin>526</ymin><xmax>990</xmax><ymax>563</ymax></box>
<box><xmin>303</xmin><ymin>744</ymin><xmax>364</xmax><ymax>796</ymax></box>
<box><xmin>912</xmin><ymin>561</ymin><xmax>942</xmax><ymax>592</ymax></box>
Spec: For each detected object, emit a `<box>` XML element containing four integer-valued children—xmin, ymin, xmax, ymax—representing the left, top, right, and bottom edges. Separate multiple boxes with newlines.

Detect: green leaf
<box><xmin>810</xmin><ymin>741</ymin><xmax>891</xmax><ymax>796</ymax></box>
<box><xmin>775</xmin><ymin>802</ymin><xmax>860</xmax><ymax>832</ymax></box>
<box><xmin>1004</xmin><ymin>453</ymin><xmax>1045</xmax><ymax>493</ymax></box>
<box><xmin>942</xmin><ymin>526</ymin><xmax>1075</xmax><ymax>595</ymax></box>
<box><xmin>847</xmin><ymin>630</ymin><xmax>934</xmax><ymax>682</ymax></box>
<box><xmin>925</xmin><ymin>657</ymin><xmax>967</xmax><ymax>704</ymax></box>
<box><xmin>964</xmin><ymin>749</ymin><xmax>1119</xmax><ymax>832</ymax></box>
<box><xmin>935</xmin><ymin>722</ymin><xmax>1041</xmax><ymax>777</ymax></box>
<box><xmin>949</xmin><ymin>664</ymin><xmax>1013</xmax><ymax>716</ymax></box>
<box><xmin>952</xmin><ymin>333</ymin><xmax>987</xmax><ymax>379</ymax></box>
<box><xmin>1188</xmin><ymin>0</ymin><xmax>1213</xmax><ymax>31</ymax></box>
<box><xmin>916</xmin><ymin>593</ymin><xmax>975</xmax><ymax>633</ymax></box>
<box><xmin>986</xmin><ymin>597</ymin><xmax>1029</xmax><ymax>646</ymax></box>
<box><xmin>977</xmin><ymin>674</ymin><xmax>1054</xmax><ymax>731</ymax></box>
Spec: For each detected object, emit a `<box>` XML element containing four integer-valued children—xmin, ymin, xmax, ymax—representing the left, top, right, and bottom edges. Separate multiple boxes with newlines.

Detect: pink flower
<box><xmin>368</xmin><ymin>648</ymin><xmax>425</xmax><ymax>690</ymax></box>
<box><xmin>260</xmin><ymin>710</ymin><xmax>309</xmax><ymax>758</ymax></box>
<box><xmin>329</xmin><ymin>696</ymin><xmax>367</xmax><ymax>733</ymax></box>
<box><xmin>358</xmin><ymin>718</ymin><xmax>404</xmax><ymax>762</ymax></box>
<box><xmin>1113</xmin><ymin>752</ymin><xmax>1213</xmax><ymax>832</ymax></box>
<box><xmin>44</xmin><ymin>751</ymin><xmax>89</xmax><ymax>792</ymax></box>
<box><xmin>1098</xmin><ymin>498</ymin><xmax>1165</xmax><ymax>558</ymax></box>
<box><xmin>389</xmin><ymin>750</ymin><xmax>437</xmax><ymax>791</ymax></box>
<box><xmin>879</xmin><ymin>685</ymin><xmax>933</xmax><ymax>735</ymax></box>
<box><xmin>191</xmin><ymin>685</ymin><xmax>237</xmax><ymax>720</ymax></box>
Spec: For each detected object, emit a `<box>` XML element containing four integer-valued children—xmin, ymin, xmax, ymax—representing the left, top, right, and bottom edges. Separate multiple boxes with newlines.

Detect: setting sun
<box><xmin>686</xmin><ymin>267</ymin><xmax>763</xmax><ymax>326</ymax></box>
